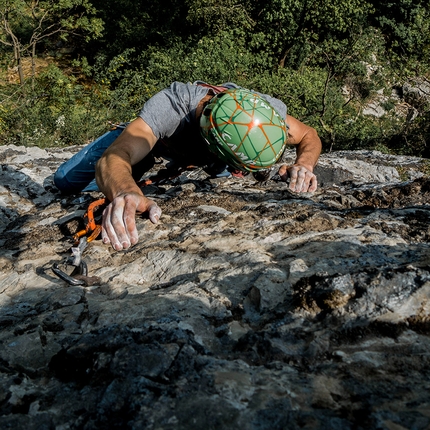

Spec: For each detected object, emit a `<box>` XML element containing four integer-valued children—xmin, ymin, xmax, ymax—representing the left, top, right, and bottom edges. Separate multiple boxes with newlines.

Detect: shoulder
<box><xmin>142</xmin><ymin>82</ymin><xmax>210</xmax><ymax>115</ymax></box>
<box><xmin>138</xmin><ymin>82</ymin><xmax>211</xmax><ymax>139</ymax></box>
<box><xmin>162</xmin><ymin>81</ymin><xmax>210</xmax><ymax>103</ymax></box>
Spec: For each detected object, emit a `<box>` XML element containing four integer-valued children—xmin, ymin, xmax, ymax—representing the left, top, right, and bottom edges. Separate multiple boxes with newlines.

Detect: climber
<box><xmin>54</xmin><ymin>81</ymin><xmax>322</xmax><ymax>251</ymax></box>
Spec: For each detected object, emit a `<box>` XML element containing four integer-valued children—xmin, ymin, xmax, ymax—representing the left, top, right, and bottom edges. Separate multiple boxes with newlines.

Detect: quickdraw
<box><xmin>51</xmin><ymin>199</ymin><xmax>107</xmax><ymax>287</ymax></box>
<box><xmin>73</xmin><ymin>197</ymin><xmax>107</xmax><ymax>244</ymax></box>
<box><xmin>51</xmin><ymin>260</ymin><xmax>88</xmax><ymax>287</ymax></box>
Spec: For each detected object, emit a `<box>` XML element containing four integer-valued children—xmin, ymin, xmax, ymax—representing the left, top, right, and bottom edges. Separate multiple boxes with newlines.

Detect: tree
<box><xmin>249</xmin><ymin>0</ymin><xmax>374</xmax><ymax>68</ymax></box>
<box><xmin>368</xmin><ymin>0</ymin><xmax>430</xmax><ymax>73</ymax></box>
<box><xmin>86</xmin><ymin>0</ymin><xmax>191</xmax><ymax>64</ymax></box>
<box><xmin>0</xmin><ymin>0</ymin><xmax>103</xmax><ymax>87</ymax></box>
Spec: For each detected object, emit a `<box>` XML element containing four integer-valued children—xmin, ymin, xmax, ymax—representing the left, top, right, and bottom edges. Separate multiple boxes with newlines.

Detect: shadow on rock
<box><xmin>1</xmin><ymin>147</ymin><xmax>430</xmax><ymax>429</ymax></box>
<box><xmin>1</xmin><ymin>236</ymin><xmax>430</xmax><ymax>429</ymax></box>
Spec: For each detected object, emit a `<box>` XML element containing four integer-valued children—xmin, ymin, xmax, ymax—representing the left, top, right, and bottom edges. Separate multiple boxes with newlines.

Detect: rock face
<box><xmin>0</xmin><ymin>144</ymin><xmax>430</xmax><ymax>429</ymax></box>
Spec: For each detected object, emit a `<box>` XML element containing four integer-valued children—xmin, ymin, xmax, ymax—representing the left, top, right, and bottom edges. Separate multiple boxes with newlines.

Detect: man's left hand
<box><xmin>278</xmin><ymin>164</ymin><xmax>318</xmax><ymax>193</ymax></box>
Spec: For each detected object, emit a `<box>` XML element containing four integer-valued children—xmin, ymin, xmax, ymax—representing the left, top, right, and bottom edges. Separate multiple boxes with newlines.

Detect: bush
<box><xmin>0</xmin><ymin>65</ymin><xmax>112</xmax><ymax>147</ymax></box>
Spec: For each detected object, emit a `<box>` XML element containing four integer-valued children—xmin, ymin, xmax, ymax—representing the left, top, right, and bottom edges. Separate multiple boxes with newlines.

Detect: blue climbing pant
<box><xmin>54</xmin><ymin>125</ymin><xmax>155</xmax><ymax>194</ymax></box>
<box><xmin>54</xmin><ymin>128</ymin><xmax>123</xmax><ymax>194</ymax></box>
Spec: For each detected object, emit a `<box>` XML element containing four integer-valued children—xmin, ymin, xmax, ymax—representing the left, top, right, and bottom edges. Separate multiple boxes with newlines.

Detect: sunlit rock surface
<box><xmin>0</xmin><ymin>145</ymin><xmax>429</xmax><ymax>429</ymax></box>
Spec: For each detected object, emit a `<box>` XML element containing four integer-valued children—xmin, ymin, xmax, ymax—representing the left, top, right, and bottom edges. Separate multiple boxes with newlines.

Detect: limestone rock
<box><xmin>0</xmin><ymin>144</ymin><xmax>430</xmax><ymax>429</ymax></box>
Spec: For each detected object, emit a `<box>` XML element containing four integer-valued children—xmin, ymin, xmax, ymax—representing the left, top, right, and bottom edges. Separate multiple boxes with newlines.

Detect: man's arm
<box><xmin>278</xmin><ymin>114</ymin><xmax>322</xmax><ymax>192</ymax></box>
<box><xmin>95</xmin><ymin>117</ymin><xmax>162</xmax><ymax>251</ymax></box>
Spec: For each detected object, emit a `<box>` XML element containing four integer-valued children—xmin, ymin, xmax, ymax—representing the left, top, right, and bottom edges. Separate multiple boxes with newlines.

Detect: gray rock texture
<box><xmin>0</xmin><ymin>145</ymin><xmax>430</xmax><ymax>429</ymax></box>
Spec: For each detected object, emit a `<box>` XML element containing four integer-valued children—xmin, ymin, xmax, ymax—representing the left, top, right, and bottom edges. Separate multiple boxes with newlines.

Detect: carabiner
<box><xmin>51</xmin><ymin>260</ymin><xmax>88</xmax><ymax>286</ymax></box>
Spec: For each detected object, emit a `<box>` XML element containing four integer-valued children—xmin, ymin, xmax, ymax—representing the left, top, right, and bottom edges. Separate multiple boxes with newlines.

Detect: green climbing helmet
<box><xmin>200</xmin><ymin>88</ymin><xmax>288</xmax><ymax>172</ymax></box>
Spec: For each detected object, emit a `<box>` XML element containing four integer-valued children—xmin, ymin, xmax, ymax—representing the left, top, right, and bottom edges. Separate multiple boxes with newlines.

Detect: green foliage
<box><xmin>185</xmin><ymin>0</ymin><xmax>254</xmax><ymax>33</ymax></box>
<box><xmin>386</xmin><ymin>106</ymin><xmax>430</xmax><ymax>158</ymax></box>
<box><xmin>86</xmin><ymin>0</ymin><xmax>191</xmax><ymax>63</ymax></box>
<box><xmin>0</xmin><ymin>0</ymin><xmax>103</xmax><ymax>88</ymax></box>
<box><xmin>0</xmin><ymin>65</ymin><xmax>110</xmax><ymax>147</ymax></box>
<box><xmin>106</xmin><ymin>70</ymin><xmax>160</xmax><ymax>122</ymax></box>
<box><xmin>251</xmin><ymin>0</ymin><xmax>374</xmax><ymax>68</ymax></box>
<box><xmin>0</xmin><ymin>0</ymin><xmax>104</xmax><ymax>48</ymax></box>
<box><xmin>0</xmin><ymin>0</ymin><xmax>429</xmax><ymax>158</ymax></box>
<box><xmin>370</xmin><ymin>1</ymin><xmax>430</xmax><ymax>62</ymax></box>
<box><xmin>157</xmin><ymin>30</ymin><xmax>274</xmax><ymax>85</ymax></box>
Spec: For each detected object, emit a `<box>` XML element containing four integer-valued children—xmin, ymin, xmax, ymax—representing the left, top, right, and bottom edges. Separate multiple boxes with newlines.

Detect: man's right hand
<box><xmin>101</xmin><ymin>192</ymin><xmax>162</xmax><ymax>251</ymax></box>
<box><xmin>94</xmin><ymin>118</ymin><xmax>161</xmax><ymax>251</ymax></box>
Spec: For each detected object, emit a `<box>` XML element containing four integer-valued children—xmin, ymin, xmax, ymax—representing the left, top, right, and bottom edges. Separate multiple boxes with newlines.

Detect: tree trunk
<box><xmin>14</xmin><ymin>44</ymin><xmax>25</xmax><ymax>87</ymax></box>
<box><xmin>31</xmin><ymin>43</ymin><xmax>36</xmax><ymax>89</ymax></box>
<box><xmin>4</xmin><ymin>18</ymin><xmax>25</xmax><ymax>87</ymax></box>
<box><xmin>279</xmin><ymin>49</ymin><xmax>288</xmax><ymax>68</ymax></box>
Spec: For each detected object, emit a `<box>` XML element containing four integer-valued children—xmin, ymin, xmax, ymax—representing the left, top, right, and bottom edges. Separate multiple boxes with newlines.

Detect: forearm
<box><xmin>96</xmin><ymin>152</ymin><xmax>144</xmax><ymax>201</ymax></box>
<box><xmin>293</xmin><ymin>127</ymin><xmax>322</xmax><ymax>171</ymax></box>
<box><xmin>285</xmin><ymin>115</ymin><xmax>322</xmax><ymax>171</ymax></box>
<box><xmin>95</xmin><ymin>118</ymin><xmax>156</xmax><ymax>202</ymax></box>
<box><xmin>279</xmin><ymin>116</ymin><xmax>321</xmax><ymax>192</ymax></box>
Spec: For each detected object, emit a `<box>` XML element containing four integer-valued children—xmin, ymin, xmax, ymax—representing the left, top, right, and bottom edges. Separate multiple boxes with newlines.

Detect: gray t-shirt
<box><xmin>139</xmin><ymin>81</ymin><xmax>288</xmax><ymax>166</ymax></box>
